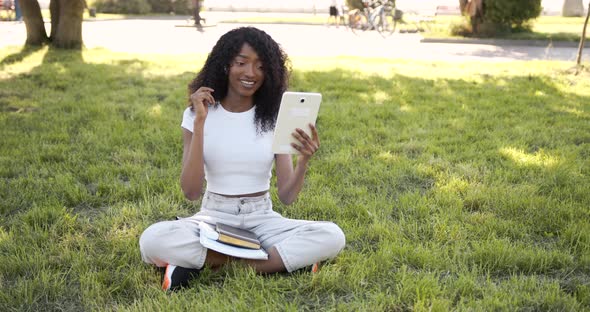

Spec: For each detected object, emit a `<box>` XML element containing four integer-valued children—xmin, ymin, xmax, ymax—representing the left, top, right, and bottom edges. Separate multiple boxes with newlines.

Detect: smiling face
<box><xmin>226</xmin><ymin>43</ymin><xmax>265</xmax><ymax>101</ymax></box>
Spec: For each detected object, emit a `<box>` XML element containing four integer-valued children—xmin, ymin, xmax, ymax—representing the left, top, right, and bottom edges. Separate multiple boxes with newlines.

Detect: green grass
<box><xmin>222</xmin><ymin>15</ymin><xmax>329</xmax><ymax>25</ymax></box>
<box><xmin>39</xmin><ymin>9</ymin><xmax>149</xmax><ymax>21</ymax></box>
<box><xmin>1</xmin><ymin>46</ymin><xmax>590</xmax><ymax>311</ymax></box>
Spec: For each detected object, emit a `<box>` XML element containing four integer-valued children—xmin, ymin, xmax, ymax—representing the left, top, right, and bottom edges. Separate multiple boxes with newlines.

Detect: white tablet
<box><xmin>272</xmin><ymin>92</ymin><xmax>322</xmax><ymax>154</ymax></box>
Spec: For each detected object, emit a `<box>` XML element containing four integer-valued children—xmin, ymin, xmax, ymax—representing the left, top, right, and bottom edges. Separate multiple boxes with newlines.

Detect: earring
<box><xmin>223</xmin><ymin>66</ymin><xmax>228</xmax><ymax>74</ymax></box>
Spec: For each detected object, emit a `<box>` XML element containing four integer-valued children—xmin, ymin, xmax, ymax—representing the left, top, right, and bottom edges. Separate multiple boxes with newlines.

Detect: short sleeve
<box><xmin>181</xmin><ymin>107</ymin><xmax>195</xmax><ymax>132</ymax></box>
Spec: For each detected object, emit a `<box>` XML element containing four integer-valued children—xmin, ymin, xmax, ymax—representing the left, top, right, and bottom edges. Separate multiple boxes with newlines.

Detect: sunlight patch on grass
<box><xmin>358</xmin><ymin>92</ymin><xmax>372</xmax><ymax>104</ymax></box>
<box><xmin>534</xmin><ymin>90</ymin><xmax>546</xmax><ymax>96</ymax></box>
<box><xmin>554</xmin><ymin>106</ymin><xmax>588</xmax><ymax>118</ymax></box>
<box><xmin>399</xmin><ymin>105</ymin><xmax>413</xmax><ymax>112</ymax></box>
<box><xmin>82</xmin><ymin>49</ymin><xmax>205</xmax><ymax>78</ymax></box>
<box><xmin>0</xmin><ymin>226</ymin><xmax>8</xmax><ymax>244</ymax></box>
<box><xmin>0</xmin><ymin>46</ymin><xmax>48</xmax><ymax>79</ymax></box>
<box><xmin>500</xmin><ymin>147</ymin><xmax>560</xmax><ymax>167</ymax></box>
<box><xmin>439</xmin><ymin>177</ymin><xmax>470</xmax><ymax>194</ymax></box>
<box><xmin>377</xmin><ymin>151</ymin><xmax>399</xmax><ymax>162</ymax></box>
<box><xmin>148</xmin><ymin>104</ymin><xmax>162</xmax><ymax>117</ymax></box>
<box><xmin>495</xmin><ymin>78</ymin><xmax>509</xmax><ymax>87</ymax></box>
<box><xmin>373</xmin><ymin>90</ymin><xmax>389</xmax><ymax>105</ymax></box>
<box><xmin>54</xmin><ymin>64</ymin><xmax>67</xmax><ymax>75</ymax></box>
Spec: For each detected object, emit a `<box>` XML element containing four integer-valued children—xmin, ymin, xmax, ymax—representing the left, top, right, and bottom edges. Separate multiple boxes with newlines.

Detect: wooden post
<box><xmin>576</xmin><ymin>3</ymin><xmax>590</xmax><ymax>67</ymax></box>
<box><xmin>193</xmin><ymin>0</ymin><xmax>201</xmax><ymax>26</ymax></box>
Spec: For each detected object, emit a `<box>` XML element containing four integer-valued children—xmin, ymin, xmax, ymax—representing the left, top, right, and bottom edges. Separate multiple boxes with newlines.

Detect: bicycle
<box><xmin>348</xmin><ymin>0</ymin><xmax>401</xmax><ymax>37</ymax></box>
<box><xmin>0</xmin><ymin>0</ymin><xmax>15</xmax><ymax>21</ymax></box>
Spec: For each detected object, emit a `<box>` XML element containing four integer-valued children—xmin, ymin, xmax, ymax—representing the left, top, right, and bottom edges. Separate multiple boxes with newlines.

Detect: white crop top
<box><xmin>181</xmin><ymin>105</ymin><xmax>274</xmax><ymax>195</ymax></box>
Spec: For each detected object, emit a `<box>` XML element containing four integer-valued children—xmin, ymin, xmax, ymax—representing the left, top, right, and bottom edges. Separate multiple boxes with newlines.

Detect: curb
<box><xmin>420</xmin><ymin>37</ymin><xmax>589</xmax><ymax>48</ymax></box>
<box><xmin>174</xmin><ymin>24</ymin><xmax>218</xmax><ymax>28</ymax></box>
<box><xmin>219</xmin><ymin>20</ymin><xmax>321</xmax><ymax>26</ymax></box>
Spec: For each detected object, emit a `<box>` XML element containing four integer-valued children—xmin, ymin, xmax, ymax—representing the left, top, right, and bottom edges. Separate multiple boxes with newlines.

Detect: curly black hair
<box><xmin>188</xmin><ymin>27</ymin><xmax>290</xmax><ymax>133</ymax></box>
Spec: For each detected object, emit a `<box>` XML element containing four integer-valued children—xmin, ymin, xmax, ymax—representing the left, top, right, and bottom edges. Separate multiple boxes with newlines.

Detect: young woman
<box><xmin>139</xmin><ymin>27</ymin><xmax>346</xmax><ymax>291</ymax></box>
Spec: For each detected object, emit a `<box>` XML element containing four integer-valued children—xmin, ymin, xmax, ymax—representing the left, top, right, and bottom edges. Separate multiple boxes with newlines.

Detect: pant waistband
<box><xmin>201</xmin><ymin>191</ymin><xmax>271</xmax><ymax>215</ymax></box>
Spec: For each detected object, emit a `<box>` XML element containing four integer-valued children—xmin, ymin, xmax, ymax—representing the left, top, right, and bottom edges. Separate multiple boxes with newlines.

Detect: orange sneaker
<box><xmin>161</xmin><ymin>264</ymin><xmax>201</xmax><ymax>291</ymax></box>
<box><xmin>310</xmin><ymin>262</ymin><xmax>320</xmax><ymax>274</ymax></box>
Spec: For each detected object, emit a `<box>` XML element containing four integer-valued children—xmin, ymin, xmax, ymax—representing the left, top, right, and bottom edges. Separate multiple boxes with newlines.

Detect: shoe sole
<box><xmin>162</xmin><ymin>265</ymin><xmax>174</xmax><ymax>291</ymax></box>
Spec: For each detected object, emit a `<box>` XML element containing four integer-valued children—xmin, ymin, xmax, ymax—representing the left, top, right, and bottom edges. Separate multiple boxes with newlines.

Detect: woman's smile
<box><xmin>240</xmin><ymin>79</ymin><xmax>256</xmax><ymax>88</ymax></box>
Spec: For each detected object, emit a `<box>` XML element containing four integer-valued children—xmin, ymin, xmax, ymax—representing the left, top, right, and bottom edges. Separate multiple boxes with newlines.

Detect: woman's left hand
<box><xmin>291</xmin><ymin>123</ymin><xmax>320</xmax><ymax>160</ymax></box>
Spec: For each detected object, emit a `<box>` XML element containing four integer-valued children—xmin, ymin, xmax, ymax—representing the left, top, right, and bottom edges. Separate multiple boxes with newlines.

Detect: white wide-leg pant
<box><xmin>139</xmin><ymin>192</ymin><xmax>346</xmax><ymax>272</ymax></box>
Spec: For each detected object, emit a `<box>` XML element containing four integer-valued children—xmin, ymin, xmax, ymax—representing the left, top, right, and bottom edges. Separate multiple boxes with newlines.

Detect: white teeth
<box><xmin>240</xmin><ymin>80</ymin><xmax>254</xmax><ymax>85</ymax></box>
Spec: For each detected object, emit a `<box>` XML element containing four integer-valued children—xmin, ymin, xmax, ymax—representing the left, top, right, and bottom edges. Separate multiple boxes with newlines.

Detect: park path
<box><xmin>1</xmin><ymin>13</ymin><xmax>589</xmax><ymax>62</ymax></box>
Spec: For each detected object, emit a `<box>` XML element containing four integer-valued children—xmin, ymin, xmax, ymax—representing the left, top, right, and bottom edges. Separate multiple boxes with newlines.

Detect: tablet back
<box><xmin>272</xmin><ymin>92</ymin><xmax>322</xmax><ymax>154</ymax></box>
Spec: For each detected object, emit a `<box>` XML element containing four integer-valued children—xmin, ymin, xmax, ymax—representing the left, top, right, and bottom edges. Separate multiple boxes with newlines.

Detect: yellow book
<box><xmin>216</xmin><ymin>223</ymin><xmax>261</xmax><ymax>250</ymax></box>
<box><xmin>217</xmin><ymin>233</ymin><xmax>261</xmax><ymax>249</ymax></box>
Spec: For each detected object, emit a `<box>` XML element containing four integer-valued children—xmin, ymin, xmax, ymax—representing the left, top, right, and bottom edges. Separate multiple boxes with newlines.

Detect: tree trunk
<box><xmin>19</xmin><ymin>0</ymin><xmax>49</xmax><ymax>46</ymax></box>
<box><xmin>49</xmin><ymin>0</ymin><xmax>60</xmax><ymax>40</ymax></box>
<box><xmin>459</xmin><ymin>0</ymin><xmax>468</xmax><ymax>15</ymax></box>
<box><xmin>576</xmin><ymin>3</ymin><xmax>590</xmax><ymax>66</ymax></box>
<box><xmin>51</xmin><ymin>0</ymin><xmax>85</xmax><ymax>49</ymax></box>
<box><xmin>563</xmin><ymin>0</ymin><xmax>584</xmax><ymax>17</ymax></box>
<box><xmin>462</xmin><ymin>0</ymin><xmax>484</xmax><ymax>35</ymax></box>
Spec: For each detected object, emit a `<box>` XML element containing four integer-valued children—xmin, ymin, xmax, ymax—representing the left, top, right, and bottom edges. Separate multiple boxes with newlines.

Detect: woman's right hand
<box><xmin>189</xmin><ymin>87</ymin><xmax>215</xmax><ymax>123</ymax></box>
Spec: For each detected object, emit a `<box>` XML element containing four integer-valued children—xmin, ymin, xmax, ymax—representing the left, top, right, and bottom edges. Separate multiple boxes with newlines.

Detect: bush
<box><xmin>484</xmin><ymin>0</ymin><xmax>542</xmax><ymax>29</ymax></box>
<box><xmin>95</xmin><ymin>0</ymin><xmax>152</xmax><ymax>14</ymax></box>
<box><xmin>450</xmin><ymin>22</ymin><xmax>471</xmax><ymax>37</ymax></box>
<box><xmin>476</xmin><ymin>21</ymin><xmax>511</xmax><ymax>37</ymax></box>
<box><xmin>171</xmin><ymin>0</ymin><xmax>193</xmax><ymax>15</ymax></box>
<box><xmin>146</xmin><ymin>0</ymin><xmax>193</xmax><ymax>14</ymax></box>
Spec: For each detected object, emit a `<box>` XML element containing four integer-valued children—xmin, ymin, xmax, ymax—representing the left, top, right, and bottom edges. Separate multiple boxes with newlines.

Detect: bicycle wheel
<box><xmin>349</xmin><ymin>11</ymin><xmax>367</xmax><ymax>35</ymax></box>
<box><xmin>377</xmin><ymin>12</ymin><xmax>397</xmax><ymax>37</ymax></box>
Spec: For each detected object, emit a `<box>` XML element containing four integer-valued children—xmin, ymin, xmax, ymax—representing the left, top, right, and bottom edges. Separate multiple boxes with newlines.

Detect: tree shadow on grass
<box><xmin>0</xmin><ymin>45</ymin><xmax>45</xmax><ymax>70</ymax></box>
<box><xmin>42</xmin><ymin>46</ymin><xmax>84</xmax><ymax>64</ymax></box>
<box><xmin>0</xmin><ymin>54</ymin><xmax>589</xmax><ymax>309</ymax></box>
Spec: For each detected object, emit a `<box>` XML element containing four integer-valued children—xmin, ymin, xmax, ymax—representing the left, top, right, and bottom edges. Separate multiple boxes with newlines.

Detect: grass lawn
<box><xmin>38</xmin><ymin>9</ymin><xmax>140</xmax><ymax>21</ymax></box>
<box><xmin>222</xmin><ymin>15</ymin><xmax>329</xmax><ymax>25</ymax></box>
<box><xmin>1</xmin><ymin>46</ymin><xmax>590</xmax><ymax>311</ymax></box>
<box><xmin>399</xmin><ymin>15</ymin><xmax>589</xmax><ymax>42</ymax></box>
<box><xmin>221</xmin><ymin>14</ymin><xmax>589</xmax><ymax>42</ymax></box>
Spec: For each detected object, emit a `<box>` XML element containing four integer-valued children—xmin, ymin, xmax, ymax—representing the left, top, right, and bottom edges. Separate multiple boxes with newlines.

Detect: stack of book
<box><xmin>198</xmin><ymin>222</ymin><xmax>268</xmax><ymax>260</ymax></box>
<box><xmin>215</xmin><ymin>223</ymin><xmax>261</xmax><ymax>249</ymax></box>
